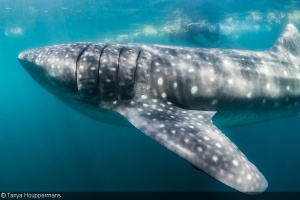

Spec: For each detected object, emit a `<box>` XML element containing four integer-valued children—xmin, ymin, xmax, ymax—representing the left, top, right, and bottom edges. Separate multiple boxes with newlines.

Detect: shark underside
<box><xmin>18</xmin><ymin>24</ymin><xmax>300</xmax><ymax>193</ymax></box>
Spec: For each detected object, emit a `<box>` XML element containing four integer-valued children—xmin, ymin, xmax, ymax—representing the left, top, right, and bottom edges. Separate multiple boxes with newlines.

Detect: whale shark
<box><xmin>18</xmin><ymin>24</ymin><xmax>300</xmax><ymax>193</ymax></box>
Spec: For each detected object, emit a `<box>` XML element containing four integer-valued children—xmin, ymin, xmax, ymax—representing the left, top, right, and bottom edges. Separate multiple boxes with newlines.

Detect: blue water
<box><xmin>1</xmin><ymin>0</ymin><xmax>300</xmax><ymax>192</ymax></box>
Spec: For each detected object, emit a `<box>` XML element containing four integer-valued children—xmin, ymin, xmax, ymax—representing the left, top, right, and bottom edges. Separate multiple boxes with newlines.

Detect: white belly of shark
<box><xmin>18</xmin><ymin>24</ymin><xmax>300</xmax><ymax>194</ymax></box>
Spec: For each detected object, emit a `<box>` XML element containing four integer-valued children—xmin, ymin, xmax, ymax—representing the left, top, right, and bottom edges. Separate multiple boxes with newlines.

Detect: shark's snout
<box><xmin>18</xmin><ymin>51</ymin><xmax>27</xmax><ymax>61</ymax></box>
<box><xmin>18</xmin><ymin>43</ymin><xmax>93</xmax><ymax>93</ymax></box>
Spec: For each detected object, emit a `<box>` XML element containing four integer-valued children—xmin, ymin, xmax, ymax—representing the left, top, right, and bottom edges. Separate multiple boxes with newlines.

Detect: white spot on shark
<box><xmin>216</xmin><ymin>143</ymin><xmax>222</xmax><ymax>148</ymax></box>
<box><xmin>188</xmin><ymin>68</ymin><xmax>194</xmax><ymax>72</ymax></box>
<box><xmin>204</xmin><ymin>136</ymin><xmax>210</xmax><ymax>141</ymax></box>
<box><xmin>191</xmin><ymin>86</ymin><xmax>198</xmax><ymax>94</ymax></box>
<box><xmin>197</xmin><ymin>147</ymin><xmax>203</xmax><ymax>152</ymax></box>
<box><xmin>246</xmin><ymin>173</ymin><xmax>252</xmax><ymax>180</ymax></box>
<box><xmin>212</xmin><ymin>155</ymin><xmax>218</xmax><ymax>162</ymax></box>
<box><xmin>233</xmin><ymin>160</ymin><xmax>239</xmax><ymax>166</ymax></box>
<box><xmin>157</xmin><ymin>77</ymin><xmax>163</xmax><ymax>86</ymax></box>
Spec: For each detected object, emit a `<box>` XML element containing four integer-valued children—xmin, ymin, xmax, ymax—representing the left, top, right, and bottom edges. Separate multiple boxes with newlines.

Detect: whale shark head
<box><xmin>18</xmin><ymin>43</ymin><xmax>147</xmax><ymax>104</ymax></box>
<box><xmin>18</xmin><ymin>43</ymin><xmax>138</xmax><ymax>127</ymax></box>
<box><xmin>18</xmin><ymin>43</ymin><xmax>91</xmax><ymax>101</ymax></box>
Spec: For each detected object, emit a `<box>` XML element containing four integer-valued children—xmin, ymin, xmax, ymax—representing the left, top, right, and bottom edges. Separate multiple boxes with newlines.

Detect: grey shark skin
<box><xmin>18</xmin><ymin>24</ymin><xmax>300</xmax><ymax>193</ymax></box>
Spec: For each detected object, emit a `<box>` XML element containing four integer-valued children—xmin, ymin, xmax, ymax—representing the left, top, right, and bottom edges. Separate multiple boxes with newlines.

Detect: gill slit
<box><xmin>116</xmin><ymin>47</ymin><xmax>125</xmax><ymax>100</ymax></box>
<box><xmin>97</xmin><ymin>44</ymin><xmax>108</xmax><ymax>101</ymax></box>
<box><xmin>133</xmin><ymin>50</ymin><xmax>143</xmax><ymax>97</ymax></box>
<box><xmin>75</xmin><ymin>43</ymin><xmax>92</xmax><ymax>98</ymax></box>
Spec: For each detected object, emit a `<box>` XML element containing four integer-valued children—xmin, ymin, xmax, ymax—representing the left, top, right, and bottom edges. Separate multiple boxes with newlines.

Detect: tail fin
<box><xmin>271</xmin><ymin>24</ymin><xmax>300</xmax><ymax>56</ymax></box>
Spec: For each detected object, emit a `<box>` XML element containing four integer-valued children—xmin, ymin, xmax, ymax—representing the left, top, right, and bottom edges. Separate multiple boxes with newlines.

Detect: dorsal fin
<box><xmin>271</xmin><ymin>24</ymin><xmax>300</xmax><ymax>56</ymax></box>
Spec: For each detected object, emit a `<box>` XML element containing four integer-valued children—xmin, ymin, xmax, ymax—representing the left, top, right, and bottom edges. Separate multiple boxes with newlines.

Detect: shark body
<box><xmin>18</xmin><ymin>24</ymin><xmax>300</xmax><ymax>193</ymax></box>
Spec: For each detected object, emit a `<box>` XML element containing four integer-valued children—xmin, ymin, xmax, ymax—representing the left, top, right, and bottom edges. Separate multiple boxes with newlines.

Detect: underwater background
<box><xmin>1</xmin><ymin>0</ymin><xmax>300</xmax><ymax>193</ymax></box>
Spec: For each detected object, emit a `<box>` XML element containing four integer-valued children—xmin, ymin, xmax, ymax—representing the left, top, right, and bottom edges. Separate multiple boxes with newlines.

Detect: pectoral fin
<box><xmin>115</xmin><ymin>99</ymin><xmax>268</xmax><ymax>193</ymax></box>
